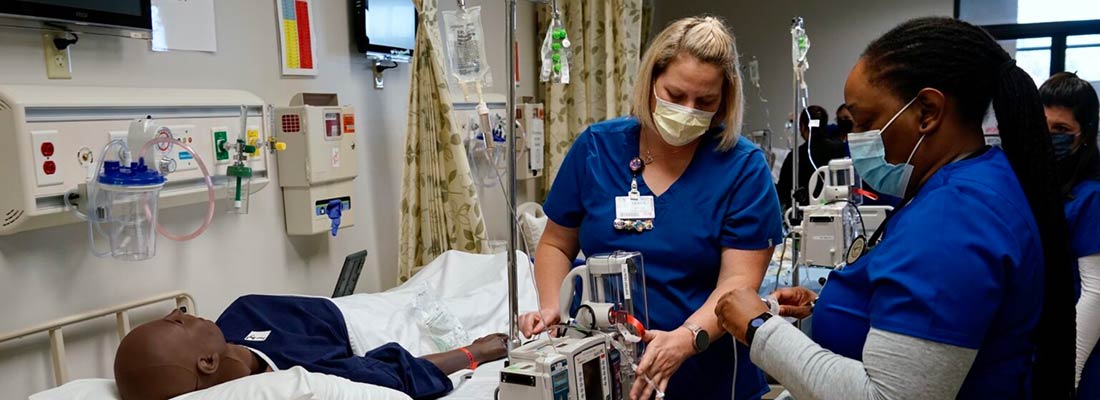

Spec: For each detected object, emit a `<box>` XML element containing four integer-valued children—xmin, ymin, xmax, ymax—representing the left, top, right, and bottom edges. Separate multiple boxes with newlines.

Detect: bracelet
<box><xmin>458</xmin><ymin>347</ymin><xmax>479</xmax><ymax>370</ymax></box>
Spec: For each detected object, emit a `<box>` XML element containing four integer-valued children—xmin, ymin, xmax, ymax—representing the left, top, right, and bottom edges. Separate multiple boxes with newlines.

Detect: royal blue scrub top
<box><xmin>1065</xmin><ymin>179</ymin><xmax>1100</xmax><ymax>398</ymax></box>
<box><xmin>544</xmin><ymin>117</ymin><xmax>785</xmax><ymax>400</ymax></box>
<box><xmin>812</xmin><ymin>147</ymin><xmax>1044</xmax><ymax>399</ymax></box>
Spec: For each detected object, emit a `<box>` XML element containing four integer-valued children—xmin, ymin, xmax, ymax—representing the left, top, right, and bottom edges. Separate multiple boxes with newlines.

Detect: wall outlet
<box><xmin>43</xmin><ymin>33</ymin><xmax>72</xmax><ymax>80</ymax></box>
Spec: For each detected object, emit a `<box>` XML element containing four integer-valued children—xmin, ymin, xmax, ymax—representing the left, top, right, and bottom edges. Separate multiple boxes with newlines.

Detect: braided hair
<box><xmin>863</xmin><ymin>17</ymin><xmax>1074</xmax><ymax>398</ymax></box>
<box><xmin>1040</xmin><ymin>71</ymin><xmax>1100</xmax><ymax>196</ymax></box>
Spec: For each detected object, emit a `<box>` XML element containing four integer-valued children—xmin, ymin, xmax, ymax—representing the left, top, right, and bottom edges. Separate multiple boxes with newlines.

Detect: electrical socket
<box><xmin>43</xmin><ymin>33</ymin><xmax>72</xmax><ymax>80</ymax></box>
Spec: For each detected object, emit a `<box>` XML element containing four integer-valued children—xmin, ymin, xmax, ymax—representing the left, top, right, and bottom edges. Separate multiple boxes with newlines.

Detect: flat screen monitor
<box><xmin>351</xmin><ymin>0</ymin><xmax>416</xmax><ymax>62</ymax></box>
<box><xmin>0</xmin><ymin>0</ymin><xmax>151</xmax><ymax>30</ymax></box>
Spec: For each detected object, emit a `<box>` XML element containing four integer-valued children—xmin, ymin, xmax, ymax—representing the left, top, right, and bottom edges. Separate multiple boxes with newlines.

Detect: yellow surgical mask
<box><xmin>651</xmin><ymin>90</ymin><xmax>716</xmax><ymax>147</ymax></box>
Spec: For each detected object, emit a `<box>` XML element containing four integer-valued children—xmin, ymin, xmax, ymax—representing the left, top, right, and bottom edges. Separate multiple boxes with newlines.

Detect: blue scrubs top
<box><xmin>1065</xmin><ymin>179</ymin><xmax>1100</xmax><ymax>398</ymax></box>
<box><xmin>217</xmin><ymin>295</ymin><xmax>452</xmax><ymax>400</ymax></box>
<box><xmin>544</xmin><ymin>117</ymin><xmax>785</xmax><ymax>400</ymax></box>
<box><xmin>812</xmin><ymin>148</ymin><xmax>1044</xmax><ymax>399</ymax></box>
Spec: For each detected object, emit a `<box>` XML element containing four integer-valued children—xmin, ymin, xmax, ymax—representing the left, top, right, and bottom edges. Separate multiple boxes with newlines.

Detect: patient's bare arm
<box><xmin>422</xmin><ymin>333</ymin><xmax>510</xmax><ymax>375</ymax></box>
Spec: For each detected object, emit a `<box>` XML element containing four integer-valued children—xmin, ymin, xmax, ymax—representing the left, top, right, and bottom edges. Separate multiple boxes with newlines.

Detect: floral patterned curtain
<box><xmin>399</xmin><ymin>0</ymin><xmax>488</xmax><ymax>283</ymax></box>
<box><xmin>540</xmin><ymin>0</ymin><xmax>646</xmax><ymax>193</ymax></box>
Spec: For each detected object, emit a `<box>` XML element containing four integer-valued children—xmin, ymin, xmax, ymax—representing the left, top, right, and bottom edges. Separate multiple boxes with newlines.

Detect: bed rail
<box><xmin>0</xmin><ymin>291</ymin><xmax>195</xmax><ymax>387</ymax></box>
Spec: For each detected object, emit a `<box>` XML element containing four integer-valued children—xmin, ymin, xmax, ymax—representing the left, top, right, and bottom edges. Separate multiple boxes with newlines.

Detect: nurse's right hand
<box><xmin>771</xmin><ymin>287</ymin><xmax>817</xmax><ymax>319</ymax></box>
<box><xmin>519</xmin><ymin>308</ymin><xmax>561</xmax><ymax>337</ymax></box>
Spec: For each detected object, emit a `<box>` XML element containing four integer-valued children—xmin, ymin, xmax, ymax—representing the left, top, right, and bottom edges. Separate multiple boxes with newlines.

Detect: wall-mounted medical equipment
<box><xmin>0</xmin><ymin>85</ymin><xmax>270</xmax><ymax>237</ymax></box>
<box><xmin>352</xmin><ymin>0</ymin><xmax>418</xmax><ymax>88</ymax></box>
<box><xmin>500</xmin><ymin>252</ymin><xmax>650</xmax><ymax>400</ymax></box>
<box><xmin>516</xmin><ymin>103</ymin><xmax>545</xmax><ymax>180</ymax></box>
<box><xmin>0</xmin><ymin>0</ymin><xmax>152</xmax><ymax>31</ymax></box>
<box><xmin>273</xmin><ymin>93</ymin><xmax>358</xmax><ymax>237</ymax></box>
<box><xmin>85</xmin><ymin>126</ymin><xmax>216</xmax><ymax>261</ymax></box>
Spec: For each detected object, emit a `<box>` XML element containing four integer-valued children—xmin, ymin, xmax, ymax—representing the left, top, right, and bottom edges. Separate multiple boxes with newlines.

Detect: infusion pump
<box><xmin>500</xmin><ymin>335</ymin><xmax>618</xmax><ymax>400</ymax></box>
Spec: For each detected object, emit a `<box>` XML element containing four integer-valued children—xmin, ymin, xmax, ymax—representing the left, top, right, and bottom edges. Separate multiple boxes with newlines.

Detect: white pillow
<box><xmin>519</xmin><ymin>212</ymin><xmax>547</xmax><ymax>253</ymax></box>
<box><xmin>29</xmin><ymin>367</ymin><xmax>412</xmax><ymax>400</ymax></box>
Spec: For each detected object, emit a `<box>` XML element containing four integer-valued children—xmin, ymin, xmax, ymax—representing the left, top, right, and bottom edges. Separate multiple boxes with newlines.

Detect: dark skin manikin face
<box><xmin>114</xmin><ymin>310</ymin><xmax>254</xmax><ymax>400</ymax></box>
<box><xmin>843</xmin><ymin>59</ymin><xmax>986</xmax><ymax>197</ymax></box>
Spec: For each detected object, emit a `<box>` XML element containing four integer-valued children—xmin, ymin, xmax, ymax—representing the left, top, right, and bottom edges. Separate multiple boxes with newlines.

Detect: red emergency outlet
<box><xmin>41</xmin><ymin>142</ymin><xmax>55</xmax><ymax>157</ymax></box>
<box><xmin>43</xmin><ymin>160</ymin><xmax>56</xmax><ymax>175</ymax></box>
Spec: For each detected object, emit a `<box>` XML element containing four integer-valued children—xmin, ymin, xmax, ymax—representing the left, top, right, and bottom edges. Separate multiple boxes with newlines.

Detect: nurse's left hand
<box><xmin>715</xmin><ymin>288</ymin><xmax>769</xmax><ymax>345</ymax></box>
<box><xmin>631</xmin><ymin>328</ymin><xmax>694</xmax><ymax>400</ymax></box>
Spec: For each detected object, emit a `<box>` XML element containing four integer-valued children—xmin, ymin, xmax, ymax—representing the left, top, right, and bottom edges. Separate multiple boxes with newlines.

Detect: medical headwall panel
<box><xmin>0</xmin><ymin>85</ymin><xmax>270</xmax><ymax>235</ymax></box>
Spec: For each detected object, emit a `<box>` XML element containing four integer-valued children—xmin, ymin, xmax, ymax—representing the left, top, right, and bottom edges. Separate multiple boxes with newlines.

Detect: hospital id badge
<box><xmin>615</xmin><ymin>196</ymin><xmax>655</xmax><ymax>220</ymax></box>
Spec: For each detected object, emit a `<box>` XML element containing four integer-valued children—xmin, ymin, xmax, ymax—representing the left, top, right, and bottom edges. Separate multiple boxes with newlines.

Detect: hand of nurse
<box><xmin>631</xmin><ymin>329</ymin><xmax>694</xmax><ymax>400</ymax></box>
<box><xmin>770</xmin><ymin>286</ymin><xmax>817</xmax><ymax>319</ymax></box>
<box><xmin>715</xmin><ymin>288</ymin><xmax>770</xmax><ymax>344</ymax></box>
<box><xmin>518</xmin><ymin>308</ymin><xmax>560</xmax><ymax>337</ymax></box>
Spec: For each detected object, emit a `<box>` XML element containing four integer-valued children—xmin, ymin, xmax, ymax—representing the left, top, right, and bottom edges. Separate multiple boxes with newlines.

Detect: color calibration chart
<box><xmin>276</xmin><ymin>0</ymin><xmax>318</xmax><ymax>76</ymax></box>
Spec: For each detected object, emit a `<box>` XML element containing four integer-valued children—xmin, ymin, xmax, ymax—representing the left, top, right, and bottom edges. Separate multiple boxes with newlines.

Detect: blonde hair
<box><xmin>632</xmin><ymin>16</ymin><xmax>745</xmax><ymax>151</ymax></box>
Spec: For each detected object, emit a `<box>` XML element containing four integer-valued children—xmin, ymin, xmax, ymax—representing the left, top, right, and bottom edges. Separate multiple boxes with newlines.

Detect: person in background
<box><xmin>518</xmin><ymin>16</ymin><xmax>784</xmax><ymax>400</ymax></box>
<box><xmin>835</xmin><ymin>103</ymin><xmax>854</xmax><ymax>142</ymax></box>
<box><xmin>1040</xmin><ymin>71</ymin><xmax>1100</xmax><ymax>398</ymax></box>
<box><xmin>716</xmin><ymin>16</ymin><xmax>1075</xmax><ymax>399</ymax></box>
<box><xmin>776</xmin><ymin>105</ymin><xmax>849</xmax><ymax>210</ymax></box>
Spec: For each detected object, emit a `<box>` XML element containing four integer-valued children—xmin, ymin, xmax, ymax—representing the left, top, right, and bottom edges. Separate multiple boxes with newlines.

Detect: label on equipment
<box><xmin>622</xmin><ymin>266</ymin><xmax>632</xmax><ymax>300</ymax></box>
<box><xmin>244</xmin><ymin>331</ymin><xmax>271</xmax><ymax>342</ymax></box>
<box><xmin>343</xmin><ymin>114</ymin><xmax>356</xmax><ymax>134</ymax></box>
<box><xmin>812</xmin><ymin>235</ymin><xmax>834</xmax><ymax>241</ymax></box>
<box><xmin>331</xmin><ymin>148</ymin><xmax>340</xmax><ymax>168</ymax></box>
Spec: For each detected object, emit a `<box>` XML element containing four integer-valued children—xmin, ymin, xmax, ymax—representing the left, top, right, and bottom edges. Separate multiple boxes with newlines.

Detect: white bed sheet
<box><xmin>29</xmin><ymin>250</ymin><xmax>538</xmax><ymax>400</ymax></box>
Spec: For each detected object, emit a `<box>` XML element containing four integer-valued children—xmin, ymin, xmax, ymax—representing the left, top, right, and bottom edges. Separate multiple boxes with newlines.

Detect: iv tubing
<box><xmin>137</xmin><ymin>137</ymin><xmax>217</xmax><ymax>241</ymax></box>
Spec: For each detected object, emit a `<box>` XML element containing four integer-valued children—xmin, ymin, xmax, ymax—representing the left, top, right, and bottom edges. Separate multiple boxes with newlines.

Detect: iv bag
<box><xmin>412</xmin><ymin>285</ymin><xmax>471</xmax><ymax>352</ymax></box>
<box><xmin>443</xmin><ymin>6</ymin><xmax>493</xmax><ymax>88</ymax></box>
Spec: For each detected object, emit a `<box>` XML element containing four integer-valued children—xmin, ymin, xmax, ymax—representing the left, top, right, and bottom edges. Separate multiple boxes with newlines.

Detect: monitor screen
<box><xmin>365</xmin><ymin>0</ymin><xmax>415</xmax><ymax>51</ymax></box>
<box><xmin>0</xmin><ymin>0</ymin><xmax>150</xmax><ymax>30</ymax></box>
<box><xmin>582</xmin><ymin>358</ymin><xmax>604</xmax><ymax>399</ymax></box>
<box><xmin>23</xmin><ymin>0</ymin><xmax>143</xmax><ymax>16</ymax></box>
<box><xmin>352</xmin><ymin>0</ymin><xmax>416</xmax><ymax>61</ymax></box>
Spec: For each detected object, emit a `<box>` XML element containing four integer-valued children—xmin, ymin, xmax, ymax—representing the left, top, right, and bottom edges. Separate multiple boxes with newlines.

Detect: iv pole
<box><xmin>505</xmin><ymin>0</ymin><xmax>521</xmax><ymax>351</ymax></box>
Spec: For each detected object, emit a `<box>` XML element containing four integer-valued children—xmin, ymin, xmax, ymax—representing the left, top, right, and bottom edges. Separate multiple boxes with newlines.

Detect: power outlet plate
<box><xmin>43</xmin><ymin>33</ymin><xmax>72</xmax><ymax>80</ymax></box>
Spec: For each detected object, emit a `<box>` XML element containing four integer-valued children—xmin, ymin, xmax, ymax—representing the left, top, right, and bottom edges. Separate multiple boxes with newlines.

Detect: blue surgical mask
<box><xmin>1050</xmin><ymin>133</ymin><xmax>1078</xmax><ymax>161</ymax></box>
<box><xmin>847</xmin><ymin>97</ymin><xmax>923</xmax><ymax>198</ymax></box>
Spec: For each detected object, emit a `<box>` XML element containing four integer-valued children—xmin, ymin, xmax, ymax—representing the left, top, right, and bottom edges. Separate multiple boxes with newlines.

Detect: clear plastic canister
<box><xmin>94</xmin><ymin>160</ymin><xmax>166</xmax><ymax>261</ymax></box>
<box><xmin>98</xmin><ymin>182</ymin><xmax>164</xmax><ymax>261</ymax></box>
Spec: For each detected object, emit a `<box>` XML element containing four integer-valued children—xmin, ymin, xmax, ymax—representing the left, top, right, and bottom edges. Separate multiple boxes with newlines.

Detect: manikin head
<box><xmin>114</xmin><ymin>309</ymin><xmax>251</xmax><ymax>400</ymax></box>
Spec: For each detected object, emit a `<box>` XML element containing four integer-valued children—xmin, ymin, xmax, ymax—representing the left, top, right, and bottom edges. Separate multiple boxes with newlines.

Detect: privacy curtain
<box><xmin>399</xmin><ymin>0</ymin><xmax>488</xmax><ymax>283</ymax></box>
<box><xmin>540</xmin><ymin>0</ymin><xmax>648</xmax><ymax>192</ymax></box>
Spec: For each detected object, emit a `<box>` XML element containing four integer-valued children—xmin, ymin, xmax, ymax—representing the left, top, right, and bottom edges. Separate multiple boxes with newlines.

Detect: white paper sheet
<box><xmin>151</xmin><ymin>0</ymin><xmax>218</xmax><ymax>53</ymax></box>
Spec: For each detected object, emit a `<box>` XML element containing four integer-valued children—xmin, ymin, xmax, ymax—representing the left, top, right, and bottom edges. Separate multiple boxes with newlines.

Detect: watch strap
<box><xmin>746</xmin><ymin>312</ymin><xmax>773</xmax><ymax>345</ymax></box>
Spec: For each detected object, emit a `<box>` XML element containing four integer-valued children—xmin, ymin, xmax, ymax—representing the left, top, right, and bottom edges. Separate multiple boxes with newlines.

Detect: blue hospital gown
<box><xmin>544</xmin><ymin>117</ymin><xmax>785</xmax><ymax>399</ymax></box>
<box><xmin>216</xmin><ymin>295</ymin><xmax>453</xmax><ymax>399</ymax></box>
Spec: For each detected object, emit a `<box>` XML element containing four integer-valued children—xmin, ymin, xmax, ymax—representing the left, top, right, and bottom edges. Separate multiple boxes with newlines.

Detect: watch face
<box><xmin>695</xmin><ymin>330</ymin><xmax>709</xmax><ymax>351</ymax></box>
<box><xmin>751</xmin><ymin>318</ymin><xmax>766</xmax><ymax>328</ymax></box>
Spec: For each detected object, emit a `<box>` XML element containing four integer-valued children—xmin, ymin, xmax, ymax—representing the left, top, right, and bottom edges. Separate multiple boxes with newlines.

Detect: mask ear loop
<box><xmin>879</xmin><ymin>96</ymin><xmax>919</xmax><ymax>135</ymax></box>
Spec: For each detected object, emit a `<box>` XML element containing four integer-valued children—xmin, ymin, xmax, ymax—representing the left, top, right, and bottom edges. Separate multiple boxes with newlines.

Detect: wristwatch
<box><xmin>746</xmin><ymin>312</ymin><xmax>774</xmax><ymax>345</ymax></box>
<box><xmin>682</xmin><ymin>322</ymin><xmax>709</xmax><ymax>353</ymax></box>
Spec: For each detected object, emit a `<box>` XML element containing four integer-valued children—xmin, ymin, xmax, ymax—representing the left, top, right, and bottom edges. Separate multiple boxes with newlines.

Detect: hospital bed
<box><xmin>12</xmin><ymin>250</ymin><xmax>539</xmax><ymax>400</ymax></box>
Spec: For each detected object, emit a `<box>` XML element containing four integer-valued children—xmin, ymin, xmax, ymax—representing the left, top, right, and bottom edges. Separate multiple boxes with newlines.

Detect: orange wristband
<box><xmin>459</xmin><ymin>347</ymin><xmax>478</xmax><ymax>370</ymax></box>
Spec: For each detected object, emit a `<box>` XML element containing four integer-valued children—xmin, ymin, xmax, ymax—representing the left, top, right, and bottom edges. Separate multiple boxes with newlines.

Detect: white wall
<box><xmin>0</xmin><ymin>1</ymin><xmax>534</xmax><ymax>397</ymax></box>
<box><xmin>652</xmin><ymin>0</ymin><xmax>954</xmax><ymax>149</ymax></box>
